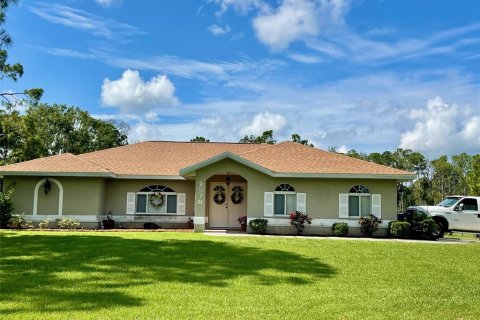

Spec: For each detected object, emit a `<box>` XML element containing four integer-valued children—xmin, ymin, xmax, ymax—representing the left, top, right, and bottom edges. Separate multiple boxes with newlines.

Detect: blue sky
<box><xmin>3</xmin><ymin>0</ymin><xmax>480</xmax><ymax>157</ymax></box>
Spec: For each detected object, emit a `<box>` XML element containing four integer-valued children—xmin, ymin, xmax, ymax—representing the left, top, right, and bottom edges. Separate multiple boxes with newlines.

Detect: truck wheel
<box><xmin>432</xmin><ymin>221</ymin><xmax>445</xmax><ymax>239</ymax></box>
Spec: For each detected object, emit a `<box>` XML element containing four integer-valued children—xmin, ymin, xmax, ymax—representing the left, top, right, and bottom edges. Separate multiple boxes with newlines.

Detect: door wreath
<box><xmin>214</xmin><ymin>191</ymin><xmax>226</xmax><ymax>204</ymax></box>
<box><xmin>149</xmin><ymin>192</ymin><xmax>164</xmax><ymax>207</ymax></box>
<box><xmin>231</xmin><ymin>191</ymin><xmax>243</xmax><ymax>204</ymax></box>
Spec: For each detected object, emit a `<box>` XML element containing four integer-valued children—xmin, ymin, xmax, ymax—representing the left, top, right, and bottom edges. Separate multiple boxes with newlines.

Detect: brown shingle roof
<box><xmin>0</xmin><ymin>153</ymin><xmax>111</xmax><ymax>175</ymax></box>
<box><xmin>0</xmin><ymin>141</ymin><xmax>414</xmax><ymax>178</ymax></box>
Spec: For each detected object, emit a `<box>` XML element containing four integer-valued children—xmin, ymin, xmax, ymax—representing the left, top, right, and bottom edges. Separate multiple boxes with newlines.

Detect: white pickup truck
<box><xmin>407</xmin><ymin>196</ymin><xmax>480</xmax><ymax>238</ymax></box>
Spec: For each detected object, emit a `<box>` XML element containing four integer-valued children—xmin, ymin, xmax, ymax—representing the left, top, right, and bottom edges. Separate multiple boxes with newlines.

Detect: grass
<box><xmin>0</xmin><ymin>231</ymin><xmax>479</xmax><ymax>320</ymax></box>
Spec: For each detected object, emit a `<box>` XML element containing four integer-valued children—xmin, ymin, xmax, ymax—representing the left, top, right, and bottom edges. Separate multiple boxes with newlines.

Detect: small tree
<box><xmin>190</xmin><ymin>136</ymin><xmax>210</xmax><ymax>142</ymax></box>
<box><xmin>358</xmin><ymin>214</ymin><xmax>382</xmax><ymax>237</ymax></box>
<box><xmin>289</xmin><ymin>211</ymin><xmax>312</xmax><ymax>235</ymax></box>
<box><xmin>0</xmin><ymin>183</ymin><xmax>15</xmax><ymax>228</ymax></box>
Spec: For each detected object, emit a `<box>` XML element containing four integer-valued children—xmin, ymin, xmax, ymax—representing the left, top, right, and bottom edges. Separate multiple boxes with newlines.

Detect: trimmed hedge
<box><xmin>388</xmin><ymin>221</ymin><xmax>411</xmax><ymax>238</ymax></box>
<box><xmin>249</xmin><ymin>219</ymin><xmax>268</xmax><ymax>234</ymax></box>
<box><xmin>332</xmin><ymin>222</ymin><xmax>349</xmax><ymax>236</ymax></box>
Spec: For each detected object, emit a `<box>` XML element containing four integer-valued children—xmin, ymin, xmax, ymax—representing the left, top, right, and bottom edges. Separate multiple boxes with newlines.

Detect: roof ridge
<box><xmin>237</xmin><ymin>143</ymin><xmax>275</xmax><ymax>155</ymax></box>
<box><xmin>71</xmin><ymin>153</ymin><xmax>112</xmax><ymax>173</ymax></box>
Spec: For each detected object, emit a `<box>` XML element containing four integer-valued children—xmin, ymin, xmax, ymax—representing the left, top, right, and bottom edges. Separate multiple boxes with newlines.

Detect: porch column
<box><xmin>194</xmin><ymin>176</ymin><xmax>206</xmax><ymax>233</ymax></box>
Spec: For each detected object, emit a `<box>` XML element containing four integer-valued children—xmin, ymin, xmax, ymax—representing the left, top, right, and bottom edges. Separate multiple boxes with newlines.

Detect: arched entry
<box><xmin>209</xmin><ymin>174</ymin><xmax>247</xmax><ymax>228</ymax></box>
<box><xmin>33</xmin><ymin>178</ymin><xmax>63</xmax><ymax>215</ymax></box>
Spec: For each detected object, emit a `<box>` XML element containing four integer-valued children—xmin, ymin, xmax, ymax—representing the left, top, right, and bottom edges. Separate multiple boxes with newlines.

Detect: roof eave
<box><xmin>179</xmin><ymin>152</ymin><xmax>275</xmax><ymax>177</ymax></box>
<box><xmin>0</xmin><ymin>171</ymin><xmax>116</xmax><ymax>178</ymax></box>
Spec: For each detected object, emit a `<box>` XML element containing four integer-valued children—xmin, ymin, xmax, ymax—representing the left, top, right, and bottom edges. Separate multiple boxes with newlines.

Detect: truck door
<box><xmin>456</xmin><ymin>198</ymin><xmax>480</xmax><ymax>232</ymax></box>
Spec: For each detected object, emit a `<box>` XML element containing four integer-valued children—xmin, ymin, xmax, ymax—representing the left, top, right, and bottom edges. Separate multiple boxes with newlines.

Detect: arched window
<box><xmin>136</xmin><ymin>185</ymin><xmax>177</xmax><ymax>214</ymax></box>
<box><xmin>348</xmin><ymin>184</ymin><xmax>371</xmax><ymax>217</ymax></box>
<box><xmin>274</xmin><ymin>184</ymin><xmax>296</xmax><ymax>215</ymax></box>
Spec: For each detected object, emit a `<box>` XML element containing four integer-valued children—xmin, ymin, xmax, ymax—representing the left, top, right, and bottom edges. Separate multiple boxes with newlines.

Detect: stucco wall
<box><xmin>4</xmin><ymin>176</ymin><xmax>106</xmax><ymax>215</ymax></box>
<box><xmin>194</xmin><ymin>158</ymin><xmax>398</xmax><ymax>222</ymax></box>
<box><xmin>103</xmin><ymin>179</ymin><xmax>195</xmax><ymax>215</ymax></box>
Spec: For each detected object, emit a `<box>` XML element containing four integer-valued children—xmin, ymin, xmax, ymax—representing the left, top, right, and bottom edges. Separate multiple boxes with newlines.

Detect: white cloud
<box><xmin>399</xmin><ymin>97</ymin><xmax>480</xmax><ymax>157</ymax></box>
<box><xmin>252</xmin><ymin>0</ymin><xmax>320</xmax><ymax>51</ymax></box>
<box><xmin>288</xmin><ymin>52</ymin><xmax>324</xmax><ymax>64</ymax></box>
<box><xmin>101</xmin><ymin>70</ymin><xmax>179</xmax><ymax>113</ymax></box>
<box><xmin>208</xmin><ymin>24</ymin><xmax>231</xmax><ymax>35</ymax></box>
<box><xmin>240</xmin><ymin>112</ymin><xmax>288</xmax><ymax>136</ymax></box>
<box><xmin>145</xmin><ymin>111</ymin><xmax>159</xmax><ymax>122</ymax></box>
<box><xmin>337</xmin><ymin>145</ymin><xmax>349</xmax><ymax>154</ymax></box>
<box><xmin>95</xmin><ymin>0</ymin><xmax>120</xmax><ymax>7</ymax></box>
<box><xmin>30</xmin><ymin>3</ymin><xmax>144</xmax><ymax>39</ymax></box>
<box><xmin>208</xmin><ymin>0</ymin><xmax>270</xmax><ymax>16</ymax></box>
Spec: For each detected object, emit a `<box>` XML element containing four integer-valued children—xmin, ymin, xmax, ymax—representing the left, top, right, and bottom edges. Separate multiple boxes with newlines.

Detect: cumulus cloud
<box><xmin>101</xmin><ymin>69</ymin><xmax>179</xmax><ymax>113</ymax></box>
<box><xmin>399</xmin><ymin>97</ymin><xmax>480</xmax><ymax>156</ymax></box>
<box><xmin>208</xmin><ymin>24</ymin><xmax>231</xmax><ymax>35</ymax></box>
<box><xmin>252</xmin><ymin>0</ymin><xmax>320</xmax><ymax>51</ymax></box>
<box><xmin>240</xmin><ymin>112</ymin><xmax>288</xmax><ymax>136</ymax></box>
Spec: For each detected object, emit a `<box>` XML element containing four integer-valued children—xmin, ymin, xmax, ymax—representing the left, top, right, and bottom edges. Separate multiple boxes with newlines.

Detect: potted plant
<box><xmin>187</xmin><ymin>217</ymin><xmax>194</xmax><ymax>229</ymax></box>
<box><xmin>237</xmin><ymin>216</ymin><xmax>247</xmax><ymax>231</ymax></box>
<box><xmin>102</xmin><ymin>215</ymin><xmax>115</xmax><ymax>230</ymax></box>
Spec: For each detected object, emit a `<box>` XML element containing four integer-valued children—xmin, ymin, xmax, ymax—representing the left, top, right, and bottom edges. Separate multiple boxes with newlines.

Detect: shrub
<box><xmin>0</xmin><ymin>184</ymin><xmax>15</xmax><ymax>228</ymax></box>
<box><xmin>38</xmin><ymin>219</ymin><xmax>50</xmax><ymax>229</ymax></box>
<box><xmin>358</xmin><ymin>214</ymin><xmax>382</xmax><ymax>237</ymax></box>
<box><xmin>8</xmin><ymin>214</ymin><xmax>33</xmax><ymax>229</ymax></box>
<box><xmin>388</xmin><ymin>221</ymin><xmax>411</xmax><ymax>238</ymax></box>
<box><xmin>289</xmin><ymin>211</ymin><xmax>313</xmax><ymax>235</ymax></box>
<box><xmin>405</xmin><ymin>211</ymin><xmax>439</xmax><ymax>240</ymax></box>
<box><xmin>249</xmin><ymin>218</ymin><xmax>268</xmax><ymax>234</ymax></box>
<box><xmin>332</xmin><ymin>222</ymin><xmax>349</xmax><ymax>236</ymax></box>
<box><xmin>56</xmin><ymin>218</ymin><xmax>81</xmax><ymax>230</ymax></box>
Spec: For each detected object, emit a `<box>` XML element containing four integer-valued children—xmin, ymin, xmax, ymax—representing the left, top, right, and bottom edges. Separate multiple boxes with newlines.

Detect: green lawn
<box><xmin>1</xmin><ymin>231</ymin><xmax>479</xmax><ymax>320</ymax></box>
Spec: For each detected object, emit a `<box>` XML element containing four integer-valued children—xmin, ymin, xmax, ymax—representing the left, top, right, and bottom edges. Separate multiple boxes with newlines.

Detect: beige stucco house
<box><xmin>0</xmin><ymin>141</ymin><xmax>415</xmax><ymax>234</ymax></box>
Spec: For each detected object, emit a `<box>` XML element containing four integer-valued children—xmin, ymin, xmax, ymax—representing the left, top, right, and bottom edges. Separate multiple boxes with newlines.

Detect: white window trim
<box><xmin>135</xmin><ymin>191</ymin><xmax>178</xmax><ymax>215</ymax></box>
<box><xmin>273</xmin><ymin>191</ymin><xmax>296</xmax><ymax>216</ymax></box>
<box><xmin>348</xmin><ymin>193</ymin><xmax>371</xmax><ymax>218</ymax></box>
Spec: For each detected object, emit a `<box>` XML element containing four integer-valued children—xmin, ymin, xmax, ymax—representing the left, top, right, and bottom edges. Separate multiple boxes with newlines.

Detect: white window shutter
<box><xmin>339</xmin><ymin>194</ymin><xmax>349</xmax><ymax>218</ymax></box>
<box><xmin>372</xmin><ymin>194</ymin><xmax>381</xmax><ymax>218</ymax></box>
<box><xmin>176</xmin><ymin>193</ymin><xmax>186</xmax><ymax>215</ymax></box>
<box><xmin>126</xmin><ymin>192</ymin><xmax>136</xmax><ymax>215</ymax></box>
<box><xmin>264</xmin><ymin>192</ymin><xmax>274</xmax><ymax>217</ymax></box>
<box><xmin>297</xmin><ymin>193</ymin><xmax>306</xmax><ymax>213</ymax></box>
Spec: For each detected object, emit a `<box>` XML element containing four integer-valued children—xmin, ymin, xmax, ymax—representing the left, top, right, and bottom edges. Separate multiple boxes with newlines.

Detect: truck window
<box><xmin>458</xmin><ymin>198</ymin><xmax>478</xmax><ymax>211</ymax></box>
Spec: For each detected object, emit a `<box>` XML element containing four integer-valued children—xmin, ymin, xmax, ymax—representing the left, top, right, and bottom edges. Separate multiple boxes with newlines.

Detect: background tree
<box><xmin>0</xmin><ymin>0</ymin><xmax>43</xmax><ymax>105</ymax></box>
<box><xmin>190</xmin><ymin>136</ymin><xmax>210</xmax><ymax>142</ymax></box>
<box><xmin>467</xmin><ymin>155</ymin><xmax>480</xmax><ymax>196</ymax></box>
<box><xmin>239</xmin><ymin>130</ymin><xmax>276</xmax><ymax>144</ymax></box>
<box><xmin>0</xmin><ymin>103</ymin><xmax>129</xmax><ymax>164</ymax></box>
<box><xmin>291</xmin><ymin>133</ymin><xmax>313</xmax><ymax>147</ymax></box>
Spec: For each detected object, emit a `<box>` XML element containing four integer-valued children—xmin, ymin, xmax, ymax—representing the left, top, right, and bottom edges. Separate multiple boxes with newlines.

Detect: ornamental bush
<box><xmin>56</xmin><ymin>218</ymin><xmax>81</xmax><ymax>230</ymax></box>
<box><xmin>8</xmin><ymin>214</ymin><xmax>33</xmax><ymax>229</ymax></box>
<box><xmin>0</xmin><ymin>184</ymin><xmax>15</xmax><ymax>228</ymax></box>
<box><xmin>289</xmin><ymin>211</ymin><xmax>312</xmax><ymax>235</ymax></box>
<box><xmin>358</xmin><ymin>214</ymin><xmax>382</xmax><ymax>237</ymax></box>
<box><xmin>38</xmin><ymin>219</ymin><xmax>50</xmax><ymax>229</ymax></box>
<box><xmin>388</xmin><ymin>221</ymin><xmax>411</xmax><ymax>238</ymax></box>
<box><xmin>249</xmin><ymin>218</ymin><xmax>268</xmax><ymax>234</ymax></box>
<box><xmin>405</xmin><ymin>211</ymin><xmax>439</xmax><ymax>240</ymax></box>
<box><xmin>332</xmin><ymin>222</ymin><xmax>349</xmax><ymax>236</ymax></box>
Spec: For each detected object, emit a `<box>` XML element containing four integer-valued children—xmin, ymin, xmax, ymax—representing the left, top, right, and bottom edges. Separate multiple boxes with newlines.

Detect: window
<box><xmin>348</xmin><ymin>185</ymin><xmax>371</xmax><ymax>217</ymax></box>
<box><xmin>135</xmin><ymin>185</ymin><xmax>177</xmax><ymax>214</ymax></box>
<box><xmin>273</xmin><ymin>184</ymin><xmax>296</xmax><ymax>215</ymax></box>
<box><xmin>458</xmin><ymin>198</ymin><xmax>478</xmax><ymax>211</ymax></box>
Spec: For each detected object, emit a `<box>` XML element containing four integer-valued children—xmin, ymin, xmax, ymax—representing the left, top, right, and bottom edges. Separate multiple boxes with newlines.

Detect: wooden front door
<box><xmin>209</xmin><ymin>182</ymin><xmax>247</xmax><ymax>228</ymax></box>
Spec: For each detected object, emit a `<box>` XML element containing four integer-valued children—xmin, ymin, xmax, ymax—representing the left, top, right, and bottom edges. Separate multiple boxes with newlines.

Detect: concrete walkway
<box><xmin>204</xmin><ymin>229</ymin><xmax>477</xmax><ymax>244</ymax></box>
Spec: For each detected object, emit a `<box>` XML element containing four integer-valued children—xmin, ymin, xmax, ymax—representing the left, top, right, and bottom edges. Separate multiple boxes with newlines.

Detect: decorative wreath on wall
<box><xmin>149</xmin><ymin>192</ymin><xmax>164</xmax><ymax>208</ymax></box>
<box><xmin>213</xmin><ymin>191</ymin><xmax>226</xmax><ymax>204</ymax></box>
<box><xmin>231</xmin><ymin>186</ymin><xmax>244</xmax><ymax>205</ymax></box>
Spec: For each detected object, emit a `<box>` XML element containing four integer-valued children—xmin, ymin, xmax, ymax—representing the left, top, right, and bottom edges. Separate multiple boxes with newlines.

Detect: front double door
<box><xmin>209</xmin><ymin>182</ymin><xmax>247</xmax><ymax>228</ymax></box>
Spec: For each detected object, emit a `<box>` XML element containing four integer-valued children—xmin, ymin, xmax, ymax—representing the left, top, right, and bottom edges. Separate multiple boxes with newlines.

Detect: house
<box><xmin>0</xmin><ymin>141</ymin><xmax>415</xmax><ymax>234</ymax></box>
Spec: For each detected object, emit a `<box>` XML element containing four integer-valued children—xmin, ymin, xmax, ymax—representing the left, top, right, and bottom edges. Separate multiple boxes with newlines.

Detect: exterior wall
<box><xmin>4</xmin><ymin>176</ymin><xmax>105</xmax><ymax>215</ymax></box>
<box><xmin>193</xmin><ymin>158</ymin><xmax>398</xmax><ymax>234</ymax></box>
